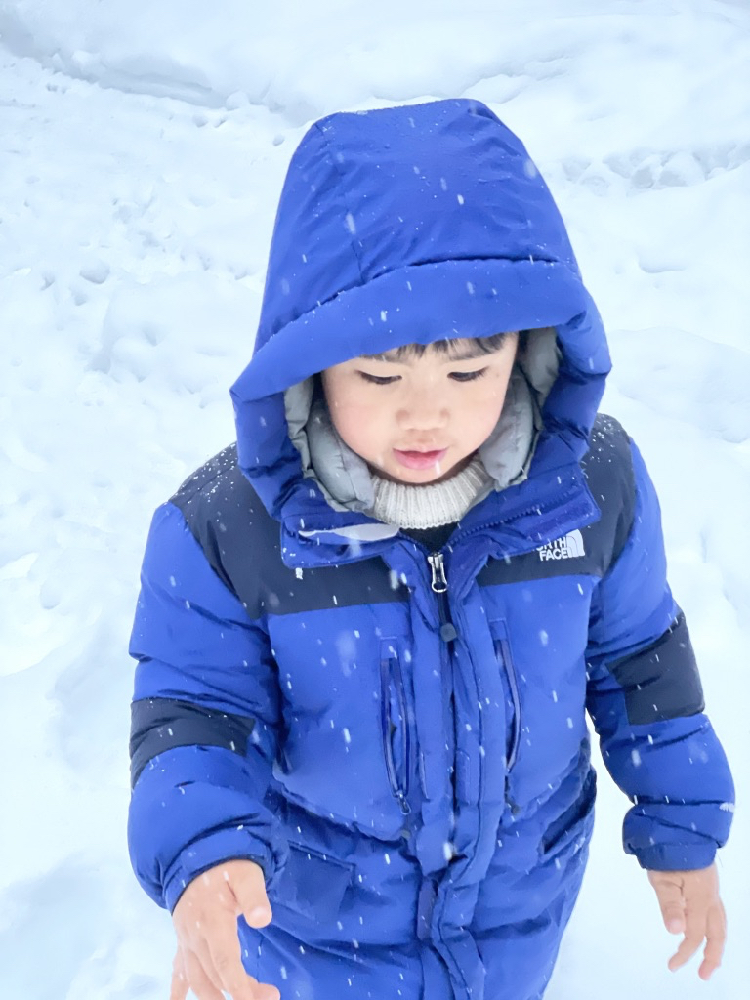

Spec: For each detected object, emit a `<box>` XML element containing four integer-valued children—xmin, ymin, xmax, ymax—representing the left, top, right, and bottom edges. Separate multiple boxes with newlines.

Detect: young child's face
<box><xmin>320</xmin><ymin>334</ymin><xmax>519</xmax><ymax>484</ymax></box>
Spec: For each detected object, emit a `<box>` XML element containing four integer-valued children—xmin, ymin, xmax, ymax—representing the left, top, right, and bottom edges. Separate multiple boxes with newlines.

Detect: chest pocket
<box><xmin>489</xmin><ymin>619</ymin><xmax>522</xmax><ymax>771</ymax></box>
<box><xmin>380</xmin><ymin>639</ymin><xmax>413</xmax><ymax>816</ymax></box>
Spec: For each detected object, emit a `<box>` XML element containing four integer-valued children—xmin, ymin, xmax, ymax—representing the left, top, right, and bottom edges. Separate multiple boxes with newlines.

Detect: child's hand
<box><xmin>647</xmin><ymin>863</ymin><xmax>726</xmax><ymax>980</ymax></box>
<box><xmin>169</xmin><ymin>858</ymin><xmax>280</xmax><ymax>1000</ymax></box>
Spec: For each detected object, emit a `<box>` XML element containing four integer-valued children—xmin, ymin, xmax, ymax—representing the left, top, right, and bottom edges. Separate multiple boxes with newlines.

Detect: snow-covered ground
<box><xmin>1</xmin><ymin>1</ymin><xmax>748</xmax><ymax>997</ymax></box>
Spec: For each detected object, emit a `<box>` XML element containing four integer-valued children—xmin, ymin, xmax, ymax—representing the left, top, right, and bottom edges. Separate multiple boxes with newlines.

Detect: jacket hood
<box><xmin>230</xmin><ymin>99</ymin><xmax>610</xmax><ymax>528</ymax></box>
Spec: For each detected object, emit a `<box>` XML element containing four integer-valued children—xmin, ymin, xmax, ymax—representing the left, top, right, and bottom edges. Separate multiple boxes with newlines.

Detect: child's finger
<box><xmin>230</xmin><ymin>862</ymin><xmax>273</xmax><ymax>927</ymax></box>
<box><xmin>255</xmin><ymin>986</ymin><xmax>282</xmax><ymax>1000</ymax></box>
<box><xmin>185</xmin><ymin>931</ymin><xmax>226</xmax><ymax>995</ymax></box>
<box><xmin>210</xmin><ymin>952</ymin><xmax>281</xmax><ymax>1000</ymax></box>
<box><xmin>203</xmin><ymin>916</ymin><xmax>269</xmax><ymax>999</ymax></box>
<box><xmin>668</xmin><ymin>933</ymin><xmax>702</xmax><ymax>972</ymax></box>
<box><xmin>169</xmin><ymin>949</ymin><xmax>189</xmax><ymax>1000</ymax></box>
<box><xmin>183</xmin><ymin>947</ymin><xmax>226</xmax><ymax>1000</ymax></box>
<box><xmin>698</xmin><ymin>903</ymin><xmax>727</xmax><ymax>980</ymax></box>
<box><xmin>667</xmin><ymin>905</ymin><xmax>709</xmax><ymax>973</ymax></box>
<box><xmin>650</xmin><ymin>876</ymin><xmax>686</xmax><ymax>934</ymax></box>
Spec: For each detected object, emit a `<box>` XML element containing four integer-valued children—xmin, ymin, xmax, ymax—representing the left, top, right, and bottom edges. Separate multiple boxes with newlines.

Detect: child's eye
<box><xmin>449</xmin><ymin>368</ymin><xmax>487</xmax><ymax>382</ymax></box>
<box><xmin>358</xmin><ymin>372</ymin><xmax>400</xmax><ymax>385</ymax></box>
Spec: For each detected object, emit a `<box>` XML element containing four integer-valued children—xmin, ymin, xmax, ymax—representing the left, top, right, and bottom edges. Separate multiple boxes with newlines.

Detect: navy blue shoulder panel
<box><xmin>170</xmin><ymin>445</ymin><xmax>407</xmax><ymax>618</ymax></box>
<box><xmin>582</xmin><ymin>413</ymin><xmax>636</xmax><ymax>566</ymax></box>
<box><xmin>169</xmin><ymin>444</ymin><xmax>269</xmax><ymax>597</ymax></box>
<box><xmin>478</xmin><ymin>413</ymin><xmax>635</xmax><ymax>587</ymax></box>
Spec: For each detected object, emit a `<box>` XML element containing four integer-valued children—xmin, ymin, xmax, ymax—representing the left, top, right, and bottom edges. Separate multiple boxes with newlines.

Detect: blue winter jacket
<box><xmin>128</xmin><ymin>100</ymin><xmax>733</xmax><ymax>1000</ymax></box>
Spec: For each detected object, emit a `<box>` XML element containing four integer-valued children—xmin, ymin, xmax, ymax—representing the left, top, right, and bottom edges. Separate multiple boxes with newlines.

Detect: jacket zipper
<box><xmin>428</xmin><ymin>552</ymin><xmax>458</xmax><ymax>642</ymax></box>
<box><xmin>428</xmin><ymin>553</ymin><xmax>523</xmax><ymax>819</ymax></box>
<box><xmin>380</xmin><ymin>648</ymin><xmax>411</xmax><ymax>815</ymax></box>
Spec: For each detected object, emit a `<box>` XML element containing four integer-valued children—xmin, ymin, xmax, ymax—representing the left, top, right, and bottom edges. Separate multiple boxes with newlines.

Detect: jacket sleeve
<box><xmin>585</xmin><ymin>439</ymin><xmax>734</xmax><ymax>870</ymax></box>
<box><xmin>127</xmin><ymin>501</ymin><xmax>287</xmax><ymax>912</ymax></box>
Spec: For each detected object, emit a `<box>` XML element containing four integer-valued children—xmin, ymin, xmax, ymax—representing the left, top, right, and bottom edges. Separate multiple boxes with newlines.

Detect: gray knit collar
<box><xmin>370</xmin><ymin>456</ymin><xmax>491</xmax><ymax>529</ymax></box>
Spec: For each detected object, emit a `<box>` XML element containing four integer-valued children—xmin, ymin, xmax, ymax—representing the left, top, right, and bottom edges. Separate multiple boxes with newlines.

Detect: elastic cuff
<box><xmin>632</xmin><ymin>842</ymin><xmax>717</xmax><ymax>872</ymax></box>
<box><xmin>163</xmin><ymin>829</ymin><xmax>282</xmax><ymax>913</ymax></box>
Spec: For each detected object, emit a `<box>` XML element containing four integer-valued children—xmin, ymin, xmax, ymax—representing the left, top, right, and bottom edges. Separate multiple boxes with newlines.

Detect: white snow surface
<box><xmin>1</xmin><ymin>0</ymin><xmax>749</xmax><ymax>996</ymax></box>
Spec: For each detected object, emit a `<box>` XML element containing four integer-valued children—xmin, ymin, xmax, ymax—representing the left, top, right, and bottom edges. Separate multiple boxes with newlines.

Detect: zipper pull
<box><xmin>396</xmin><ymin>790</ymin><xmax>411</xmax><ymax>815</ymax></box>
<box><xmin>428</xmin><ymin>553</ymin><xmax>458</xmax><ymax>642</ymax></box>
<box><xmin>428</xmin><ymin>553</ymin><xmax>448</xmax><ymax>593</ymax></box>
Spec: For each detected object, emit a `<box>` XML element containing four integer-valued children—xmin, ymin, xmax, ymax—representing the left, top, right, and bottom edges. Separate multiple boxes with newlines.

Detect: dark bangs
<box><xmin>362</xmin><ymin>331</ymin><xmax>517</xmax><ymax>362</ymax></box>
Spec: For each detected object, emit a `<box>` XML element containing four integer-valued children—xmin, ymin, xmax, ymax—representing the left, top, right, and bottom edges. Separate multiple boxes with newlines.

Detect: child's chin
<box><xmin>395</xmin><ymin>473</ymin><xmax>440</xmax><ymax>485</ymax></box>
<box><xmin>378</xmin><ymin>462</ymin><xmax>460</xmax><ymax>486</ymax></box>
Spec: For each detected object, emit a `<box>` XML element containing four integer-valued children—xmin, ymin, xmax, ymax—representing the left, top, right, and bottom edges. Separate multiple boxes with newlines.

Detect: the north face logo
<box><xmin>537</xmin><ymin>529</ymin><xmax>585</xmax><ymax>562</ymax></box>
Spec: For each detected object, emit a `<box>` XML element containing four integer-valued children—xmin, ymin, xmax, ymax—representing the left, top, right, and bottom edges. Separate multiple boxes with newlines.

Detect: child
<box><xmin>127</xmin><ymin>100</ymin><xmax>734</xmax><ymax>1000</ymax></box>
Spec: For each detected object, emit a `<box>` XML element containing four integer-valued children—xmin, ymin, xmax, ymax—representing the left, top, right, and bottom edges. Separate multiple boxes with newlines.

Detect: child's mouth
<box><xmin>393</xmin><ymin>448</ymin><xmax>448</xmax><ymax>470</ymax></box>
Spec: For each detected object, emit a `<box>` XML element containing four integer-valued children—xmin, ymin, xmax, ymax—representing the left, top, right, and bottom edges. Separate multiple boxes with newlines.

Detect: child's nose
<box><xmin>397</xmin><ymin>393</ymin><xmax>449</xmax><ymax>431</ymax></box>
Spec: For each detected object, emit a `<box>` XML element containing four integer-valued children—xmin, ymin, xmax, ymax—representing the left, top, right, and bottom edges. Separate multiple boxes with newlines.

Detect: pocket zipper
<box><xmin>380</xmin><ymin>646</ymin><xmax>411</xmax><ymax>814</ymax></box>
<box><xmin>493</xmin><ymin>631</ymin><xmax>522</xmax><ymax>772</ymax></box>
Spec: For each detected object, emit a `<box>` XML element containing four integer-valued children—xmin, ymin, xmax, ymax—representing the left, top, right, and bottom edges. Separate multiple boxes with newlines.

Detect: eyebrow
<box><xmin>360</xmin><ymin>346</ymin><xmax>488</xmax><ymax>363</ymax></box>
